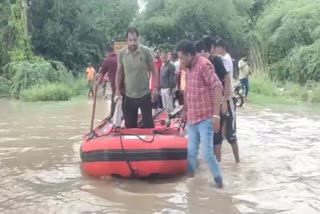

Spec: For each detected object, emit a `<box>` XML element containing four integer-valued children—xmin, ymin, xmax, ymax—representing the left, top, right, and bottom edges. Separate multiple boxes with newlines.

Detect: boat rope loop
<box><xmin>119</xmin><ymin>134</ymin><xmax>137</xmax><ymax>177</ymax></box>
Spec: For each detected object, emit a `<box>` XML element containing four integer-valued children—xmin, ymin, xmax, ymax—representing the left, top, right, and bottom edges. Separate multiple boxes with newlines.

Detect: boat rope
<box><xmin>119</xmin><ymin>133</ymin><xmax>137</xmax><ymax>177</ymax></box>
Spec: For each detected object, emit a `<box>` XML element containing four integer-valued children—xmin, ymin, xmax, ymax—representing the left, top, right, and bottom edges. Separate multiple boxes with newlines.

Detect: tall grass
<box><xmin>20</xmin><ymin>78</ymin><xmax>88</xmax><ymax>102</ymax></box>
<box><xmin>20</xmin><ymin>84</ymin><xmax>72</xmax><ymax>102</ymax></box>
<box><xmin>3</xmin><ymin>60</ymin><xmax>73</xmax><ymax>98</ymax></box>
<box><xmin>250</xmin><ymin>73</ymin><xmax>320</xmax><ymax>103</ymax></box>
<box><xmin>71</xmin><ymin>78</ymin><xmax>88</xmax><ymax>96</ymax></box>
<box><xmin>0</xmin><ymin>76</ymin><xmax>10</xmax><ymax>97</ymax></box>
<box><xmin>250</xmin><ymin>73</ymin><xmax>278</xmax><ymax>96</ymax></box>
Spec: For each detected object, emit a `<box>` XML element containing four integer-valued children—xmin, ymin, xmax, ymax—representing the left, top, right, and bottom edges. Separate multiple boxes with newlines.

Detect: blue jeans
<box><xmin>240</xmin><ymin>77</ymin><xmax>249</xmax><ymax>97</ymax></box>
<box><xmin>187</xmin><ymin>119</ymin><xmax>222</xmax><ymax>180</ymax></box>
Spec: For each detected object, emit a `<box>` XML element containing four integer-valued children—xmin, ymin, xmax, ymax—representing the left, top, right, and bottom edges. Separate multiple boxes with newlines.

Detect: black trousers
<box><xmin>214</xmin><ymin>98</ymin><xmax>237</xmax><ymax>145</ymax></box>
<box><xmin>123</xmin><ymin>93</ymin><xmax>154</xmax><ymax>128</ymax></box>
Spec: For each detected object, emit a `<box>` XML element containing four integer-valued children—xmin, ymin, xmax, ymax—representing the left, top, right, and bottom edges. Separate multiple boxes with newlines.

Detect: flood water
<box><xmin>0</xmin><ymin>98</ymin><xmax>320</xmax><ymax>214</ymax></box>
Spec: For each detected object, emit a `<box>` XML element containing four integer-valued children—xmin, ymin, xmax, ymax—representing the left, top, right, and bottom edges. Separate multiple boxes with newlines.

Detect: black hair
<box><xmin>176</xmin><ymin>39</ymin><xmax>196</xmax><ymax>56</ymax></box>
<box><xmin>105</xmin><ymin>43</ymin><xmax>114</xmax><ymax>53</ymax></box>
<box><xmin>195</xmin><ymin>39</ymin><xmax>207</xmax><ymax>53</ymax></box>
<box><xmin>201</xmin><ymin>35</ymin><xmax>217</xmax><ymax>51</ymax></box>
<box><xmin>171</xmin><ymin>52</ymin><xmax>178</xmax><ymax>60</ymax></box>
<box><xmin>154</xmin><ymin>47</ymin><xmax>161</xmax><ymax>52</ymax></box>
<box><xmin>126</xmin><ymin>26</ymin><xmax>139</xmax><ymax>38</ymax></box>
<box><xmin>216</xmin><ymin>38</ymin><xmax>227</xmax><ymax>48</ymax></box>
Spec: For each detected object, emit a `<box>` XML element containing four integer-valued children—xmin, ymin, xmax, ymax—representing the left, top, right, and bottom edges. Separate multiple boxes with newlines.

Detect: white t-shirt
<box><xmin>221</xmin><ymin>53</ymin><xmax>234</xmax><ymax>79</ymax></box>
<box><xmin>238</xmin><ymin>59</ymin><xmax>250</xmax><ymax>79</ymax></box>
<box><xmin>173</xmin><ymin>60</ymin><xmax>180</xmax><ymax>75</ymax></box>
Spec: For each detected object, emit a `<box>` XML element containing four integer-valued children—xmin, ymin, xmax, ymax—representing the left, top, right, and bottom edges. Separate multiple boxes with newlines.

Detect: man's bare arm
<box><xmin>213</xmin><ymin>86</ymin><xmax>223</xmax><ymax>116</ymax></box>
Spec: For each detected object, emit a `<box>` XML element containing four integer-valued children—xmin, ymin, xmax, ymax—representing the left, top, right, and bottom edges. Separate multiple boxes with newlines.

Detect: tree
<box><xmin>28</xmin><ymin>0</ymin><xmax>138</xmax><ymax>71</ymax></box>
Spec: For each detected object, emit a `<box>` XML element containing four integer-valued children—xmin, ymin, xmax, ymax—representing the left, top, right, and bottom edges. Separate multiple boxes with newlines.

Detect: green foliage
<box><xmin>252</xmin><ymin>0</ymin><xmax>320</xmax><ymax>84</ymax></box>
<box><xmin>3</xmin><ymin>60</ymin><xmax>72</xmax><ymax>98</ymax></box>
<box><xmin>0</xmin><ymin>76</ymin><xmax>10</xmax><ymax>97</ymax></box>
<box><xmin>136</xmin><ymin>0</ymin><xmax>254</xmax><ymax>56</ymax></box>
<box><xmin>310</xmin><ymin>86</ymin><xmax>320</xmax><ymax>103</ymax></box>
<box><xmin>20</xmin><ymin>83</ymin><xmax>72</xmax><ymax>102</ymax></box>
<box><xmin>71</xmin><ymin>78</ymin><xmax>88</xmax><ymax>96</ymax></box>
<box><xmin>0</xmin><ymin>0</ymin><xmax>32</xmax><ymax>67</ymax></box>
<box><xmin>28</xmin><ymin>0</ymin><xmax>138</xmax><ymax>71</ymax></box>
<box><xmin>251</xmin><ymin>73</ymin><xmax>320</xmax><ymax>103</ymax></box>
<box><xmin>250</xmin><ymin>73</ymin><xmax>278</xmax><ymax>96</ymax></box>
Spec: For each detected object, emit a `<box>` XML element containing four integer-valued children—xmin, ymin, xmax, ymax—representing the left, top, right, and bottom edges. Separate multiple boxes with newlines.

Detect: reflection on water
<box><xmin>0</xmin><ymin>99</ymin><xmax>319</xmax><ymax>214</ymax></box>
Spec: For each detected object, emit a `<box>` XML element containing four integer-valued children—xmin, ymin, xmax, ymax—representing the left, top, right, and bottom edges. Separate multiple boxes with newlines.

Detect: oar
<box><xmin>90</xmin><ymin>82</ymin><xmax>99</xmax><ymax>132</ymax></box>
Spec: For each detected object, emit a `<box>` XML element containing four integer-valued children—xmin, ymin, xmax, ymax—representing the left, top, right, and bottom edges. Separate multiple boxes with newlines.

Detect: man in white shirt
<box><xmin>215</xmin><ymin>39</ymin><xmax>240</xmax><ymax>163</ymax></box>
<box><xmin>216</xmin><ymin>40</ymin><xmax>234</xmax><ymax>81</ymax></box>
<box><xmin>238</xmin><ymin>57</ymin><xmax>250</xmax><ymax>99</ymax></box>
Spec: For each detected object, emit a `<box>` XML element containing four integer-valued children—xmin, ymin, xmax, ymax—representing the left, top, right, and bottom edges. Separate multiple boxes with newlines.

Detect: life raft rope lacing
<box><xmin>84</xmin><ymin>108</ymin><xmax>186</xmax><ymax>177</ymax></box>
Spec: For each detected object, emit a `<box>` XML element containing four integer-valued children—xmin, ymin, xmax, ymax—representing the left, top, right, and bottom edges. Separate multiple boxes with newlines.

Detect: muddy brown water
<box><xmin>0</xmin><ymin>98</ymin><xmax>319</xmax><ymax>214</ymax></box>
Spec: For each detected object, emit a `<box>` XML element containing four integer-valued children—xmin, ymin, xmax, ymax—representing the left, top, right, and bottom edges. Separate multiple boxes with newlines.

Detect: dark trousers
<box><xmin>214</xmin><ymin>98</ymin><xmax>237</xmax><ymax>145</ymax></box>
<box><xmin>151</xmin><ymin>89</ymin><xmax>163</xmax><ymax>109</ymax></box>
<box><xmin>123</xmin><ymin>93</ymin><xmax>154</xmax><ymax>128</ymax></box>
<box><xmin>88</xmin><ymin>80</ymin><xmax>94</xmax><ymax>97</ymax></box>
<box><xmin>240</xmin><ymin>78</ymin><xmax>249</xmax><ymax>97</ymax></box>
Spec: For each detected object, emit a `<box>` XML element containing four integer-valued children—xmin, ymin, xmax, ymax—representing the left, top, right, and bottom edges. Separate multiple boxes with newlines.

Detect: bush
<box><xmin>254</xmin><ymin>0</ymin><xmax>320</xmax><ymax>84</ymax></box>
<box><xmin>72</xmin><ymin>78</ymin><xmax>88</xmax><ymax>96</ymax></box>
<box><xmin>283</xmin><ymin>81</ymin><xmax>308</xmax><ymax>101</ymax></box>
<box><xmin>20</xmin><ymin>84</ymin><xmax>72</xmax><ymax>102</ymax></box>
<box><xmin>308</xmin><ymin>83</ymin><xmax>320</xmax><ymax>103</ymax></box>
<box><xmin>250</xmin><ymin>73</ymin><xmax>278</xmax><ymax>96</ymax></box>
<box><xmin>0</xmin><ymin>77</ymin><xmax>10</xmax><ymax>97</ymax></box>
<box><xmin>3</xmin><ymin>60</ymin><xmax>72</xmax><ymax>98</ymax></box>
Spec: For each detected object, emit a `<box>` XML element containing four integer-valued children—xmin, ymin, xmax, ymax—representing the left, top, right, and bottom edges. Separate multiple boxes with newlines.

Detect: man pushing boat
<box><xmin>114</xmin><ymin>27</ymin><xmax>159</xmax><ymax>128</ymax></box>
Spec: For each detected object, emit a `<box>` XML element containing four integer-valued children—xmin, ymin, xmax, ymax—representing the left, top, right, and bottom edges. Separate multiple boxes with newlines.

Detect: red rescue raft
<box><xmin>80</xmin><ymin>109</ymin><xmax>188</xmax><ymax>178</ymax></box>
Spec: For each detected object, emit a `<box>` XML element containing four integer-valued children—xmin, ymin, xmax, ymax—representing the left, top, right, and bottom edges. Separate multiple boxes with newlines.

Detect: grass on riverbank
<box><xmin>20</xmin><ymin>79</ymin><xmax>87</xmax><ymax>102</ymax></box>
<box><xmin>248</xmin><ymin>73</ymin><xmax>320</xmax><ymax>114</ymax></box>
<box><xmin>250</xmin><ymin>73</ymin><xmax>320</xmax><ymax>102</ymax></box>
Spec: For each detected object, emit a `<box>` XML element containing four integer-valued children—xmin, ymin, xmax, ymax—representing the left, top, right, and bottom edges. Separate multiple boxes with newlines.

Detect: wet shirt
<box><xmin>186</xmin><ymin>56</ymin><xmax>222</xmax><ymax>124</ymax></box>
<box><xmin>119</xmin><ymin>45</ymin><xmax>154</xmax><ymax>98</ymax></box>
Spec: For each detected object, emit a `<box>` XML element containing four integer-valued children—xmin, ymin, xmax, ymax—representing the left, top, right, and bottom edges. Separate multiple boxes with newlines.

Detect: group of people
<box><xmin>87</xmin><ymin>26</ymin><xmax>252</xmax><ymax>188</ymax></box>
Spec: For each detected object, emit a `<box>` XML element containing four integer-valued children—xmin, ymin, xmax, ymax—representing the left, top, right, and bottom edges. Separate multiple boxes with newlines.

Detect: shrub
<box><xmin>0</xmin><ymin>77</ymin><xmax>10</xmax><ymax>97</ymax></box>
<box><xmin>71</xmin><ymin>78</ymin><xmax>88</xmax><ymax>96</ymax></box>
<box><xmin>309</xmin><ymin>84</ymin><xmax>320</xmax><ymax>103</ymax></box>
<box><xmin>250</xmin><ymin>73</ymin><xmax>278</xmax><ymax>96</ymax></box>
<box><xmin>3</xmin><ymin>60</ymin><xmax>72</xmax><ymax>98</ymax></box>
<box><xmin>20</xmin><ymin>84</ymin><xmax>72</xmax><ymax>102</ymax></box>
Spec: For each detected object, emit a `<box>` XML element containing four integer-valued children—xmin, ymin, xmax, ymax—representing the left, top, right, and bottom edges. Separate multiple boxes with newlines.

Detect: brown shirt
<box><xmin>100</xmin><ymin>53</ymin><xmax>117</xmax><ymax>91</ymax></box>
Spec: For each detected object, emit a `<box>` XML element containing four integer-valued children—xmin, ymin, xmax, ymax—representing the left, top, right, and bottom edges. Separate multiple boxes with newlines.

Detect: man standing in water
<box><xmin>86</xmin><ymin>63</ymin><xmax>96</xmax><ymax>98</ymax></box>
<box><xmin>160</xmin><ymin>50</ymin><xmax>176</xmax><ymax>113</ymax></box>
<box><xmin>115</xmin><ymin>27</ymin><xmax>158</xmax><ymax>128</ymax></box>
<box><xmin>99</xmin><ymin>44</ymin><xmax>118</xmax><ymax>120</ymax></box>
<box><xmin>213</xmin><ymin>38</ymin><xmax>240</xmax><ymax>163</ymax></box>
<box><xmin>176</xmin><ymin>40</ymin><xmax>223</xmax><ymax>188</ymax></box>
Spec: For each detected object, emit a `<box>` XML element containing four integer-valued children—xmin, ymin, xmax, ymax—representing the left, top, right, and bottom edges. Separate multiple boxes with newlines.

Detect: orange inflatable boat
<box><xmin>80</xmin><ymin>109</ymin><xmax>188</xmax><ymax>178</ymax></box>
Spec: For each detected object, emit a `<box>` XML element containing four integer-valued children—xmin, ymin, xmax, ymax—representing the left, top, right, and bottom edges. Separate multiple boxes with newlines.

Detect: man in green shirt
<box><xmin>115</xmin><ymin>27</ymin><xmax>159</xmax><ymax>128</ymax></box>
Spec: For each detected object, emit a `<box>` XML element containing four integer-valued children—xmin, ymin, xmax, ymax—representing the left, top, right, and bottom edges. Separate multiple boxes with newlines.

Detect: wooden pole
<box><xmin>90</xmin><ymin>83</ymin><xmax>99</xmax><ymax>132</ymax></box>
